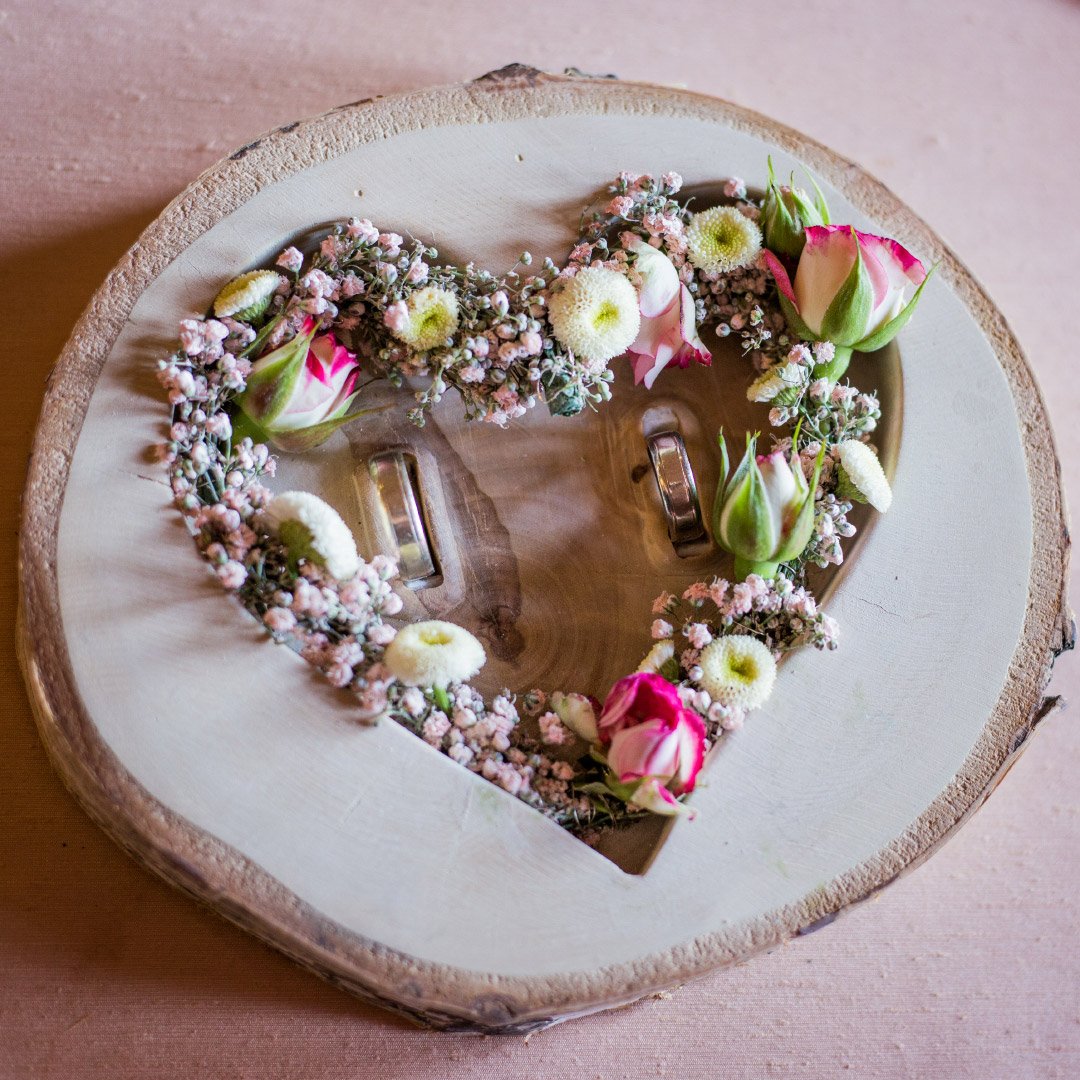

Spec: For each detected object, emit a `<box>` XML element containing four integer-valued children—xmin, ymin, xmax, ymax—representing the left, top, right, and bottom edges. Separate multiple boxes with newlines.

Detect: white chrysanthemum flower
<box><xmin>747</xmin><ymin>362</ymin><xmax>805</xmax><ymax>404</ymax></box>
<box><xmin>264</xmin><ymin>490</ymin><xmax>361</xmax><ymax>580</ymax></box>
<box><xmin>637</xmin><ymin>639</ymin><xmax>676</xmax><ymax>674</ymax></box>
<box><xmin>547</xmin><ymin>267</ymin><xmax>641</xmax><ymax>363</ymax></box>
<box><xmin>837</xmin><ymin>439</ymin><xmax>892</xmax><ymax>512</ymax></box>
<box><xmin>393</xmin><ymin>286</ymin><xmax>460</xmax><ymax>351</ymax></box>
<box><xmin>697</xmin><ymin>635</ymin><xmax>776</xmax><ymax>710</ymax></box>
<box><xmin>383</xmin><ymin>620</ymin><xmax>486</xmax><ymax>688</ymax></box>
<box><xmin>213</xmin><ymin>270</ymin><xmax>283</xmax><ymax>321</ymax></box>
<box><xmin>687</xmin><ymin>206</ymin><xmax>762</xmax><ymax>274</ymax></box>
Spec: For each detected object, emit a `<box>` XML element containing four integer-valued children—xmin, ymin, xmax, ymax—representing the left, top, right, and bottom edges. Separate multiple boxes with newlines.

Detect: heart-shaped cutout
<box><xmin>274</xmin><ymin>300</ymin><xmax>901</xmax><ymax>873</ymax></box>
<box><xmin>167</xmin><ymin>162</ymin><xmax>906</xmax><ymax>875</ymax></box>
<box><xmin>23</xmin><ymin>71</ymin><xmax>1058</xmax><ymax>1031</ymax></box>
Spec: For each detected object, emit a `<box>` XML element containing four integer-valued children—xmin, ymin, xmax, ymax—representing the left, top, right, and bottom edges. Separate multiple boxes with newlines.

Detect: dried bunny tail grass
<box><xmin>638</xmin><ymin>639</ymin><xmax>676</xmax><ymax>674</ymax></box>
<box><xmin>213</xmin><ymin>270</ymin><xmax>283</xmax><ymax>320</ymax></box>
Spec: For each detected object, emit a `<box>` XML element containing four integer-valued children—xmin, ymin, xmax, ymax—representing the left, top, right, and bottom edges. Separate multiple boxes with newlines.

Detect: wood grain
<box><xmin>17</xmin><ymin>66</ymin><xmax>1072</xmax><ymax>1031</ymax></box>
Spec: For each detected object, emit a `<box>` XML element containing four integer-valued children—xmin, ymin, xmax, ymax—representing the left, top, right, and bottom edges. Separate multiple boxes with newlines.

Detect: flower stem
<box><xmin>734</xmin><ymin>557</ymin><xmax>781</xmax><ymax>581</ymax></box>
<box><xmin>812</xmin><ymin>344</ymin><xmax>853</xmax><ymax>383</ymax></box>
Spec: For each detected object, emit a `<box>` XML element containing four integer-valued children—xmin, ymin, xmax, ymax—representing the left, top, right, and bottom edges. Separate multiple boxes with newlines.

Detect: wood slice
<box><xmin>17</xmin><ymin>66</ymin><xmax>1072</xmax><ymax>1031</ymax></box>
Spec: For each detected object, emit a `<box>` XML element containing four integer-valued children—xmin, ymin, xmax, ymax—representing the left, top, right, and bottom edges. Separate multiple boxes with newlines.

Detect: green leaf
<box><xmin>659</xmin><ymin>657</ymin><xmax>681</xmax><ymax>682</ymax></box>
<box><xmin>577</xmin><ymin>781</ymin><xmax>617</xmax><ymax>798</ymax></box>
<box><xmin>603</xmin><ymin>775</ymin><xmax>644</xmax><ymax>803</ymax></box>
<box><xmin>431</xmin><ymin>686</ymin><xmax>451</xmax><ymax>712</ymax></box>
<box><xmin>819</xmin><ymin>228</ymin><xmax>873</xmax><ymax>345</ymax></box>
<box><xmin>807</xmin><ymin>171</ymin><xmax>831</xmax><ymax>225</ymax></box>
<box><xmin>852</xmin><ymin>262</ymin><xmax>937</xmax><ymax>352</ymax></box>
<box><xmin>267</xmin><ymin>402</ymin><xmax>390</xmax><ymax>453</ymax></box>
<box><xmin>239</xmin><ymin>313</ymin><xmax>284</xmax><ymax>359</ymax></box>
<box><xmin>713</xmin><ymin>428</ymin><xmax>731</xmax><ymax>521</ymax></box>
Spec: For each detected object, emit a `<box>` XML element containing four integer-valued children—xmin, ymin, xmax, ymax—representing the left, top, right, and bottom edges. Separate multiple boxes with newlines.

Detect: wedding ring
<box><xmin>646</xmin><ymin>430</ymin><xmax>706</xmax><ymax>545</ymax></box>
<box><xmin>367</xmin><ymin>449</ymin><xmax>439</xmax><ymax>586</ymax></box>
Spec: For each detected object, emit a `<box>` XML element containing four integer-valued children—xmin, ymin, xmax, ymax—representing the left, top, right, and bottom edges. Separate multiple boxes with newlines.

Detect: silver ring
<box><xmin>367</xmin><ymin>449</ymin><xmax>439</xmax><ymax>585</ymax></box>
<box><xmin>646</xmin><ymin>430</ymin><xmax>705</xmax><ymax>545</ymax></box>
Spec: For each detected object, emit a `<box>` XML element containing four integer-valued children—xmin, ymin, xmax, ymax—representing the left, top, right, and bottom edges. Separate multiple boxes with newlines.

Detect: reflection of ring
<box><xmin>368</xmin><ymin>449</ymin><xmax>439</xmax><ymax>585</ymax></box>
<box><xmin>646</xmin><ymin>430</ymin><xmax>706</xmax><ymax>545</ymax></box>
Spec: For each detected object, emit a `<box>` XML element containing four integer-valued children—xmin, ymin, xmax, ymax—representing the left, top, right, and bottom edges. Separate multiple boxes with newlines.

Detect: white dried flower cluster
<box><xmin>383</xmin><ymin>620</ymin><xmax>486</xmax><ymax>688</ymax></box>
<box><xmin>546</xmin><ymin>267</ymin><xmax>641</xmax><ymax>363</ymax></box>
<box><xmin>697</xmin><ymin>635</ymin><xmax>777</xmax><ymax>710</ymax></box>
<box><xmin>687</xmin><ymin>205</ymin><xmax>762</xmax><ymax>275</ymax></box>
<box><xmin>263</xmin><ymin>491</ymin><xmax>361</xmax><ymax>580</ymax></box>
<box><xmin>837</xmin><ymin>439</ymin><xmax>893</xmax><ymax>512</ymax></box>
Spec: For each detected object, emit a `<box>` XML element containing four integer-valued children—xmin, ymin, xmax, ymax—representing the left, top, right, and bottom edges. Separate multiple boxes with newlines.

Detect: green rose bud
<box><xmin>712</xmin><ymin>431</ymin><xmax>824</xmax><ymax>580</ymax></box>
<box><xmin>761</xmin><ymin>157</ymin><xmax>830</xmax><ymax>260</ymax></box>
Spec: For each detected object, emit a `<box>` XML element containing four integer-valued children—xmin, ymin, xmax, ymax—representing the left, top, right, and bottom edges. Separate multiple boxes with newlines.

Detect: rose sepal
<box><xmin>630</xmin><ymin>778</ymin><xmax>695</xmax><ymax>818</ymax></box>
<box><xmin>259</xmin><ymin>396</ymin><xmax>361</xmax><ymax>453</ymax></box>
<box><xmin>811</xmin><ymin>344</ymin><xmax>853</xmax><ymax>382</ymax></box>
<box><xmin>229</xmin><ymin>393</ymin><xmax>385</xmax><ymax>453</ymax></box>
<box><xmin>235</xmin><ymin>323</ymin><xmax>318</xmax><ymax>427</ymax></box>
<box><xmin>817</xmin><ymin>227</ymin><xmax>874</xmax><ymax>346</ymax></box>
<box><xmin>849</xmin><ymin>262</ymin><xmax>937</xmax><ymax>353</ymax></box>
<box><xmin>763</xmin><ymin>251</ymin><xmax>815</xmax><ymax>341</ymax></box>
<box><xmin>722</xmin><ymin>442</ymin><xmax>780</xmax><ymax>561</ymax></box>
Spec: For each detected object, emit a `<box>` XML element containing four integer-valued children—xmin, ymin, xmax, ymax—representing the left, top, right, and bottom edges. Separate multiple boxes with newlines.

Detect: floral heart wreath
<box><xmin>156</xmin><ymin>162</ymin><xmax>930</xmax><ymax>832</ymax></box>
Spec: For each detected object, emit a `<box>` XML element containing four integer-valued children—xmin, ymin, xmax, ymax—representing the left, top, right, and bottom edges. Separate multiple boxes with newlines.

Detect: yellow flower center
<box><xmin>419</xmin><ymin>626</ymin><xmax>454</xmax><ymax>646</ymax></box>
<box><xmin>417</xmin><ymin>310</ymin><xmax>444</xmax><ymax>338</ymax></box>
<box><xmin>592</xmin><ymin>300</ymin><xmax>621</xmax><ymax>332</ymax></box>
<box><xmin>726</xmin><ymin>654</ymin><xmax>758</xmax><ymax>683</ymax></box>
<box><xmin>707</xmin><ymin>218</ymin><xmax>742</xmax><ymax>255</ymax></box>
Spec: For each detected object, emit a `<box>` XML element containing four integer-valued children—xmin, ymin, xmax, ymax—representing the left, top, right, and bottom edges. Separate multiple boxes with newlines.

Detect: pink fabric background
<box><xmin>3</xmin><ymin>0</ymin><xmax>1078</xmax><ymax>1075</ymax></box>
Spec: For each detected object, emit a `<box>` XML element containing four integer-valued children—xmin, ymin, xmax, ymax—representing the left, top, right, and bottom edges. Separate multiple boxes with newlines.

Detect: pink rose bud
<box><xmin>235</xmin><ymin>319</ymin><xmax>361</xmax><ymax>452</ymax></box>
<box><xmin>763</xmin><ymin>225</ymin><xmax>931</xmax><ymax>381</ymax></box>
<box><xmin>713</xmin><ymin>431</ymin><xmax>825</xmax><ymax>581</ymax></box>
<box><xmin>622</xmin><ymin>234</ymin><xmax>711</xmax><ymax>389</ymax></box>
<box><xmin>550</xmin><ymin>691</ymin><xmax>600</xmax><ymax>743</ymax></box>
<box><xmin>598</xmin><ymin>671</ymin><xmax>686</xmax><ymax>743</ymax></box>
<box><xmin>599</xmin><ymin>674</ymin><xmax>707</xmax><ymax>801</ymax></box>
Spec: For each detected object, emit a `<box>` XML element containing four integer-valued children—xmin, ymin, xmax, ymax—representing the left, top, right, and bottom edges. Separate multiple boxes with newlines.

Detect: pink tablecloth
<box><xmin>2</xmin><ymin>1</ymin><xmax>1077</xmax><ymax>1075</ymax></box>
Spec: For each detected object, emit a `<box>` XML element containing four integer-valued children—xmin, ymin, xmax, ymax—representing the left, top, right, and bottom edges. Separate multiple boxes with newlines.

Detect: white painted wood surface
<box><xmin>19</xmin><ymin>70</ymin><xmax>1069</xmax><ymax>1030</ymax></box>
